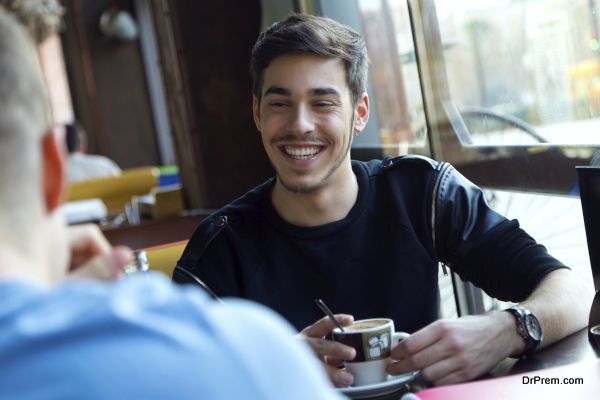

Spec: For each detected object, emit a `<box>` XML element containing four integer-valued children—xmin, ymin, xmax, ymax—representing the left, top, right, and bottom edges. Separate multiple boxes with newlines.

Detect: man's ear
<box><xmin>41</xmin><ymin>126</ymin><xmax>67</xmax><ymax>213</ymax></box>
<box><xmin>353</xmin><ymin>92</ymin><xmax>370</xmax><ymax>133</ymax></box>
<box><xmin>252</xmin><ymin>95</ymin><xmax>262</xmax><ymax>132</ymax></box>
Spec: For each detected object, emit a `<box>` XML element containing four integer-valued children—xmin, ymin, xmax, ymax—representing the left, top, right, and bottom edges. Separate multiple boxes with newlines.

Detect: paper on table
<box><xmin>60</xmin><ymin>198</ymin><xmax>107</xmax><ymax>224</ymax></box>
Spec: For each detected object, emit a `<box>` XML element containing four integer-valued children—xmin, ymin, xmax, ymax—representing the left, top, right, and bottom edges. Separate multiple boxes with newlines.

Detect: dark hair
<box><xmin>250</xmin><ymin>13</ymin><xmax>369</xmax><ymax>104</ymax></box>
<box><xmin>65</xmin><ymin>122</ymin><xmax>85</xmax><ymax>154</ymax></box>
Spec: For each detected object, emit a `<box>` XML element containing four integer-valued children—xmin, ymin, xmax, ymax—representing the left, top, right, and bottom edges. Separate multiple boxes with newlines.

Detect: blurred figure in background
<box><xmin>65</xmin><ymin>121</ymin><xmax>121</xmax><ymax>182</ymax></box>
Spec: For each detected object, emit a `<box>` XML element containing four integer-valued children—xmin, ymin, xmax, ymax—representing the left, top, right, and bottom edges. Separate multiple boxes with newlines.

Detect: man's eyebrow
<box><xmin>311</xmin><ymin>87</ymin><xmax>341</xmax><ymax>98</ymax></box>
<box><xmin>263</xmin><ymin>86</ymin><xmax>342</xmax><ymax>98</ymax></box>
<box><xmin>263</xmin><ymin>86</ymin><xmax>290</xmax><ymax>97</ymax></box>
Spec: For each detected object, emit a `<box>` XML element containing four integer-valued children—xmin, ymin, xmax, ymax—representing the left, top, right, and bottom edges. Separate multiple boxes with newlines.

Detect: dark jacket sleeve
<box><xmin>435</xmin><ymin>166</ymin><xmax>568</xmax><ymax>302</ymax></box>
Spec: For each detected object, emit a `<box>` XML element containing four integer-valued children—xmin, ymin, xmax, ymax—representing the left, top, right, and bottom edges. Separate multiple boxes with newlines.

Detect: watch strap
<box><xmin>505</xmin><ymin>305</ymin><xmax>542</xmax><ymax>357</ymax></box>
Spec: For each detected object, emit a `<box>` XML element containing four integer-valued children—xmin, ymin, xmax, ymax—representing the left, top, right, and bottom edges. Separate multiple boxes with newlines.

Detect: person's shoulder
<box><xmin>2</xmin><ymin>277</ymin><xmax>342</xmax><ymax>399</ymax></box>
<box><xmin>187</xmin><ymin>179</ymin><xmax>273</xmax><ymax>245</ymax></box>
<box><xmin>210</xmin><ymin>298</ymin><xmax>343</xmax><ymax>399</ymax></box>
<box><xmin>355</xmin><ymin>154</ymin><xmax>444</xmax><ymax>177</ymax></box>
<box><xmin>109</xmin><ymin>281</ymin><xmax>340</xmax><ymax>399</ymax></box>
<box><xmin>0</xmin><ymin>275</ymin><xmax>209</xmax><ymax>338</ymax></box>
<box><xmin>83</xmin><ymin>154</ymin><xmax>121</xmax><ymax>172</ymax></box>
<box><xmin>67</xmin><ymin>153</ymin><xmax>121</xmax><ymax>181</ymax></box>
<box><xmin>59</xmin><ymin>274</ymin><xmax>209</xmax><ymax>312</ymax></box>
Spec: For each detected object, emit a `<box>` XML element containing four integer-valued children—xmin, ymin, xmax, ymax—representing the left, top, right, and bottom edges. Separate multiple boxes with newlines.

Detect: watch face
<box><xmin>525</xmin><ymin>315</ymin><xmax>542</xmax><ymax>341</ymax></box>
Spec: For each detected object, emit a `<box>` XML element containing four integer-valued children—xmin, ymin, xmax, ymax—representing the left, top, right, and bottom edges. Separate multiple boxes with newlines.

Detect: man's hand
<box><xmin>297</xmin><ymin>314</ymin><xmax>357</xmax><ymax>387</ymax></box>
<box><xmin>387</xmin><ymin>312</ymin><xmax>520</xmax><ymax>386</ymax></box>
<box><xmin>66</xmin><ymin>224</ymin><xmax>133</xmax><ymax>281</ymax></box>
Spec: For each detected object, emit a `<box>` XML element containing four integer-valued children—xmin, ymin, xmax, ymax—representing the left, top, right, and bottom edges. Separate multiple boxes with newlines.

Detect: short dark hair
<box><xmin>250</xmin><ymin>13</ymin><xmax>369</xmax><ymax>104</ymax></box>
<box><xmin>65</xmin><ymin>122</ymin><xmax>81</xmax><ymax>154</ymax></box>
<box><xmin>65</xmin><ymin>122</ymin><xmax>85</xmax><ymax>153</ymax></box>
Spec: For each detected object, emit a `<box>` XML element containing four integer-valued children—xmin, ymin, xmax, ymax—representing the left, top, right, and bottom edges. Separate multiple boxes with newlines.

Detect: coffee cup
<box><xmin>332</xmin><ymin>318</ymin><xmax>409</xmax><ymax>386</ymax></box>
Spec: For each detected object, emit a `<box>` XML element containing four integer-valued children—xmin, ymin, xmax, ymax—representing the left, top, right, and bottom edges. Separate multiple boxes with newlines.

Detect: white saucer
<box><xmin>338</xmin><ymin>372</ymin><xmax>417</xmax><ymax>399</ymax></box>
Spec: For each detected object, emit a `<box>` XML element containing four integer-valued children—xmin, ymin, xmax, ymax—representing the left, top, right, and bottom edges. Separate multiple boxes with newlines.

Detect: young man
<box><xmin>173</xmin><ymin>15</ymin><xmax>592</xmax><ymax>386</ymax></box>
<box><xmin>174</xmin><ymin>14</ymin><xmax>593</xmax><ymax>388</ymax></box>
<box><xmin>0</xmin><ymin>9</ymin><xmax>341</xmax><ymax>400</ymax></box>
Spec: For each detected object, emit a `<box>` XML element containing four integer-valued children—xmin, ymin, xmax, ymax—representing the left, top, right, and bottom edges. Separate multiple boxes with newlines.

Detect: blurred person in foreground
<box><xmin>174</xmin><ymin>13</ymin><xmax>594</xmax><ymax>387</ymax></box>
<box><xmin>65</xmin><ymin>121</ymin><xmax>121</xmax><ymax>182</ymax></box>
<box><xmin>0</xmin><ymin>9</ymin><xmax>341</xmax><ymax>400</ymax></box>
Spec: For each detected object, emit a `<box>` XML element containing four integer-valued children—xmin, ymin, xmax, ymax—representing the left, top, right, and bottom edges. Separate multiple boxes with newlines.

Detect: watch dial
<box><xmin>526</xmin><ymin>316</ymin><xmax>542</xmax><ymax>340</ymax></box>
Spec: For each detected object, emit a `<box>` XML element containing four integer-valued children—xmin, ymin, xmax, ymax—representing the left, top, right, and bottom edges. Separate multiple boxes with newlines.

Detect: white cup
<box><xmin>332</xmin><ymin>318</ymin><xmax>409</xmax><ymax>386</ymax></box>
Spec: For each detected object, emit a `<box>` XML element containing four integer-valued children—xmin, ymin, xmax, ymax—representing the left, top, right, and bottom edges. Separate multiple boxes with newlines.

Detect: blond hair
<box><xmin>0</xmin><ymin>9</ymin><xmax>52</xmax><ymax>240</ymax></box>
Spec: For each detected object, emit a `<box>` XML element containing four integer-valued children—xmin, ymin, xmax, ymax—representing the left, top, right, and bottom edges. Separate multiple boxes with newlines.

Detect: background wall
<box><xmin>60</xmin><ymin>0</ymin><xmax>276</xmax><ymax>209</ymax></box>
<box><xmin>62</xmin><ymin>0</ymin><xmax>160</xmax><ymax>169</ymax></box>
<box><xmin>152</xmin><ymin>0</ymin><xmax>273</xmax><ymax>209</ymax></box>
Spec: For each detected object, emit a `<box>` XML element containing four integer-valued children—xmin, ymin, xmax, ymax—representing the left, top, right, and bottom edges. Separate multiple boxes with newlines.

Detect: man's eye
<box><xmin>269</xmin><ymin>101</ymin><xmax>288</xmax><ymax>108</ymax></box>
<box><xmin>314</xmin><ymin>102</ymin><xmax>334</xmax><ymax>108</ymax></box>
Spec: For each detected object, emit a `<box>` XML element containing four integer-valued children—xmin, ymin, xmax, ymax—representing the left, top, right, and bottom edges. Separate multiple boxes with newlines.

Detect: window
<box><xmin>356</xmin><ymin>0</ymin><xmax>430</xmax><ymax>156</ymax></box>
<box><xmin>437</xmin><ymin>0</ymin><xmax>600</xmax><ymax>146</ymax></box>
<box><xmin>317</xmin><ymin>0</ymin><xmax>597</xmax><ymax>316</ymax></box>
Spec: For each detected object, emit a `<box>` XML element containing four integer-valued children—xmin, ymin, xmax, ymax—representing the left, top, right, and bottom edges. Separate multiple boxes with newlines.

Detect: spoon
<box><xmin>315</xmin><ymin>298</ymin><xmax>345</xmax><ymax>332</ymax></box>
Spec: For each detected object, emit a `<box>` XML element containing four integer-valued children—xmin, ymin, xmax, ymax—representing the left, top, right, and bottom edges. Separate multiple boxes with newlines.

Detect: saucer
<box><xmin>338</xmin><ymin>372</ymin><xmax>417</xmax><ymax>399</ymax></box>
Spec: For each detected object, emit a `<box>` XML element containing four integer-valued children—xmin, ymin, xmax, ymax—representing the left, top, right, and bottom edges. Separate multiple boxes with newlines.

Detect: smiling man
<box><xmin>174</xmin><ymin>14</ymin><xmax>592</xmax><ymax>388</ymax></box>
<box><xmin>257</xmin><ymin>53</ymin><xmax>367</xmax><ymax>225</ymax></box>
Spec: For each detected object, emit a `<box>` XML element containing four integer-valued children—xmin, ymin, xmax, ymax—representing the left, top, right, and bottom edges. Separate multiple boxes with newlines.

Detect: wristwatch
<box><xmin>504</xmin><ymin>305</ymin><xmax>543</xmax><ymax>357</ymax></box>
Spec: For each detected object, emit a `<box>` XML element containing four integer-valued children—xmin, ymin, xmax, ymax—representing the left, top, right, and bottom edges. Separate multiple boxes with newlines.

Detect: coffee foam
<box><xmin>345</xmin><ymin>320</ymin><xmax>388</xmax><ymax>332</ymax></box>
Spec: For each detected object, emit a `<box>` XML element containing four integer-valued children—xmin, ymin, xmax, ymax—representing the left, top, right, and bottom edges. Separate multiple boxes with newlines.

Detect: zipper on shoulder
<box><xmin>431</xmin><ymin>162</ymin><xmax>451</xmax><ymax>276</ymax></box>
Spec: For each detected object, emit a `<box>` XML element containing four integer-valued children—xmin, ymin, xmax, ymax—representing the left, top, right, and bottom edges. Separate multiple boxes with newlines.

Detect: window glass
<box><xmin>436</xmin><ymin>0</ymin><xmax>600</xmax><ymax>146</ymax></box>
<box><xmin>356</xmin><ymin>0</ymin><xmax>429</xmax><ymax>154</ymax></box>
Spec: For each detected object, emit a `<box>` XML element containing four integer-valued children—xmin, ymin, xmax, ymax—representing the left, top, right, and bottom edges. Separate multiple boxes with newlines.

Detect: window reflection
<box><xmin>436</xmin><ymin>0</ymin><xmax>600</xmax><ymax>145</ymax></box>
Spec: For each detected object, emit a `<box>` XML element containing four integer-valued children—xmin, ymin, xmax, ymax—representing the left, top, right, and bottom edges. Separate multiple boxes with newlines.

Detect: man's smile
<box><xmin>281</xmin><ymin>145</ymin><xmax>326</xmax><ymax>160</ymax></box>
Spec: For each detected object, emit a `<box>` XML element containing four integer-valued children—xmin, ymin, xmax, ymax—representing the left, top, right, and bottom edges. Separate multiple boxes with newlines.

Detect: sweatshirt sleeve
<box><xmin>435</xmin><ymin>166</ymin><xmax>567</xmax><ymax>301</ymax></box>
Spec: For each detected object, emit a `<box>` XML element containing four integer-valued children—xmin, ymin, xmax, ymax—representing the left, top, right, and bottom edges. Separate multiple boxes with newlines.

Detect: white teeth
<box><xmin>284</xmin><ymin>146</ymin><xmax>322</xmax><ymax>159</ymax></box>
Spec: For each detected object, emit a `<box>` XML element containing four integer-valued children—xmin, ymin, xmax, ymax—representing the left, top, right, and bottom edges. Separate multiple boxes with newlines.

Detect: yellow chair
<box><xmin>66</xmin><ymin>167</ymin><xmax>160</xmax><ymax>216</ymax></box>
<box><xmin>143</xmin><ymin>240</ymin><xmax>188</xmax><ymax>276</ymax></box>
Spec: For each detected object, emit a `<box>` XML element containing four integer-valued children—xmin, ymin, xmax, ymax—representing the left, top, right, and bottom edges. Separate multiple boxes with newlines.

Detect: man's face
<box><xmin>253</xmin><ymin>54</ymin><xmax>368</xmax><ymax>194</ymax></box>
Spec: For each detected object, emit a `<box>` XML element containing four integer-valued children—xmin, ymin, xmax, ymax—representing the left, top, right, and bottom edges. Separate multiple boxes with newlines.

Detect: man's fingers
<box><xmin>420</xmin><ymin>356</ymin><xmax>462</xmax><ymax>385</ymax></box>
<box><xmin>325</xmin><ymin>357</ymin><xmax>344</xmax><ymax>367</ymax></box>
<box><xmin>67</xmin><ymin>247</ymin><xmax>133</xmax><ymax>281</ymax></box>
<box><xmin>302</xmin><ymin>314</ymin><xmax>354</xmax><ymax>337</ymax></box>
<box><xmin>305</xmin><ymin>336</ymin><xmax>356</xmax><ymax>361</ymax></box>
<box><xmin>326</xmin><ymin>364</ymin><xmax>354</xmax><ymax>388</ymax></box>
<box><xmin>68</xmin><ymin>224</ymin><xmax>111</xmax><ymax>253</ymax></box>
<box><xmin>68</xmin><ymin>224</ymin><xmax>112</xmax><ymax>269</ymax></box>
<box><xmin>388</xmin><ymin>318</ymin><xmax>503</xmax><ymax>385</ymax></box>
<box><xmin>388</xmin><ymin>333</ymin><xmax>452</xmax><ymax>375</ymax></box>
<box><xmin>390</xmin><ymin>321</ymin><xmax>445</xmax><ymax>360</ymax></box>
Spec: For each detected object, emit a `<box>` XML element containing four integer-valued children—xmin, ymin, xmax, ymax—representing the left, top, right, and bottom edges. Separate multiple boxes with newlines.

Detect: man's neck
<box><xmin>0</xmin><ymin>245</ymin><xmax>50</xmax><ymax>284</ymax></box>
<box><xmin>271</xmin><ymin>163</ymin><xmax>359</xmax><ymax>227</ymax></box>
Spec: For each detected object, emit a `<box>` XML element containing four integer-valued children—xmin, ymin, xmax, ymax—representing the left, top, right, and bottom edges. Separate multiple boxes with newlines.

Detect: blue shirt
<box><xmin>0</xmin><ymin>274</ymin><xmax>342</xmax><ymax>400</ymax></box>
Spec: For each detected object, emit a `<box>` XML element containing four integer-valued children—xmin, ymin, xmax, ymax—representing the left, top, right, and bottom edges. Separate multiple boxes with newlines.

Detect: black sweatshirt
<box><xmin>174</xmin><ymin>157</ymin><xmax>566</xmax><ymax>332</ymax></box>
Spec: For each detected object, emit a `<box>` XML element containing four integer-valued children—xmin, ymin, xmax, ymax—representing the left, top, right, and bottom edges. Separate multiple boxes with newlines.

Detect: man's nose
<box><xmin>288</xmin><ymin>105</ymin><xmax>315</xmax><ymax>134</ymax></box>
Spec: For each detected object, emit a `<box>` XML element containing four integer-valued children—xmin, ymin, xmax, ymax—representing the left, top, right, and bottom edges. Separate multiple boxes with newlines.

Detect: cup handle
<box><xmin>392</xmin><ymin>331</ymin><xmax>410</xmax><ymax>348</ymax></box>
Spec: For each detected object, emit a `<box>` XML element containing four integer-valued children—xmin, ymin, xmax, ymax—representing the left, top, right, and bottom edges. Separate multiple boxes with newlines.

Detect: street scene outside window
<box><xmin>436</xmin><ymin>0</ymin><xmax>600</xmax><ymax>146</ymax></box>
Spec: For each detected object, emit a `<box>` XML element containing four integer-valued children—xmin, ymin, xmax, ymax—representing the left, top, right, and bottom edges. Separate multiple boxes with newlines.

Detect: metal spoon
<box><xmin>315</xmin><ymin>298</ymin><xmax>345</xmax><ymax>332</ymax></box>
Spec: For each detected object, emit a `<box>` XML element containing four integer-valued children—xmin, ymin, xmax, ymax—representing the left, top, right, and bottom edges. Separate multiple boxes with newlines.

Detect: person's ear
<box><xmin>41</xmin><ymin>126</ymin><xmax>67</xmax><ymax>213</ymax></box>
<box><xmin>353</xmin><ymin>92</ymin><xmax>370</xmax><ymax>134</ymax></box>
<box><xmin>252</xmin><ymin>95</ymin><xmax>262</xmax><ymax>132</ymax></box>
